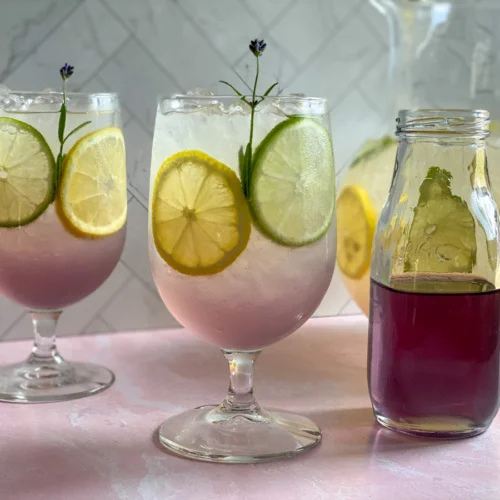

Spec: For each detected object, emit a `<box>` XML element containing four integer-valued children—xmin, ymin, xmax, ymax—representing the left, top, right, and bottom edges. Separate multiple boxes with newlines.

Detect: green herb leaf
<box><xmin>55</xmin><ymin>153</ymin><xmax>63</xmax><ymax>191</ymax></box>
<box><xmin>63</xmin><ymin>120</ymin><xmax>91</xmax><ymax>144</ymax></box>
<box><xmin>58</xmin><ymin>102</ymin><xmax>66</xmax><ymax>143</ymax></box>
<box><xmin>244</xmin><ymin>142</ymin><xmax>252</xmax><ymax>197</ymax></box>
<box><xmin>220</xmin><ymin>80</ymin><xmax>250</xmax><ymax>105</ymax></box>
<box><xmin>224</xmin><ymin>40</ymin><xmax>275</xmax><ymax>201</ymax></box>
<box><xmin>262</xmin><ymin>82</ymin><xmax>278</xmax><ymax>98</ymax></box>
<box><xmin>220</xmin><ymin>80</ymin><xmax>243</xmax><ymax>97</ymax></box>
<box><xmin>238</xmin><ymin>145</ymin><xmax>246</xmax><ymax>188</ymax></box>
<box><xmin>238</xmin><ymin>143</ymin><xmax>253</xmax><ymax>197</ymax></box>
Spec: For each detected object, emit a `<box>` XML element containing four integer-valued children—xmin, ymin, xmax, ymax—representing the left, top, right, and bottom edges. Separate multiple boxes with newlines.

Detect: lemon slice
<box><xmin>249</xmin><ymin>117</ymin><xmax>335</xmax><ymax>246</ymax></box>
<box><xmin>336</xmin><ymin>185</ymin><xmax>377</xmax><ymax>279</ymax></box>
<box><xmin>152</xmin><ymin>150</ymin><xmax>251</xmax><ymax>276</ymax></box>
<box><xmin>0</xmin><ymin>117</ymin><xmax>55</xmax><ymax>227</ymax></box>
<box><xmin>58</xmin><ymin>126</ymin><xmax>127</xmax><ymax>236</ymax></box>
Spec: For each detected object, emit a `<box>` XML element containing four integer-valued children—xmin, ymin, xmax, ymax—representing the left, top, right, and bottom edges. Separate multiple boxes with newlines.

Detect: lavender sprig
<box><xmin>54</xmin><ymin>63</ymin><xmax>91</xmax><ymax>196</ymax></box>
<box><xmin>220</xmin><ymin>39</ymin><xmax>278</xmax><ymax>198</ymax></box>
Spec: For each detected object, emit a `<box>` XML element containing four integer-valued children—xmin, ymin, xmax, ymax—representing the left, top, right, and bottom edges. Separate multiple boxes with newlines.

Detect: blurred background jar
<box><xmin>337</xmin><ymin>0</ymin><xmax>500</xmax><ymax>316</ymax></box>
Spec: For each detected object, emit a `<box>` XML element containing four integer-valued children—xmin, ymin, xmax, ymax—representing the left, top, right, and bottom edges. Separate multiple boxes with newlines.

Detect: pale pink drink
<box><xmin>0</xmin><ymin>90</ymin><xmax>127</xmax><ymax>402</ymax></box>
<box><xmin>149</xmin><ymin>94</ymin><xmax>336</xmax><ymax>462</ymax></box>
<box><xmin>0</xmin><ymin>205</ymin><xmax>124</xmax><ymax>311</ymax></box>
<box><xmin>151</xmin><ymin>215</ymin><xmax>334</xmax><ymax>351</ymax></box>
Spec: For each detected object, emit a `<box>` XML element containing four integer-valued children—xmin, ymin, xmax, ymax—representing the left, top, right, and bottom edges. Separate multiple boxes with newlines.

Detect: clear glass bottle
<box><xmin>337</xmin><ymin>0</ymin><xmax>500</xmax><ymax>316</ymax></box>
<box><xmin>369</xmin><ymin>109</ymin><xmax>500</xmax><ymax>438</ymax></box>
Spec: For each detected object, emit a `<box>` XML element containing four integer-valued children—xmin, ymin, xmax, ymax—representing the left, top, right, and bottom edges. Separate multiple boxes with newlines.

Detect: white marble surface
<box><xmin>0</xmin><ymin>0</ymin><xmax>389</xmax><ymax>339</ymax></box>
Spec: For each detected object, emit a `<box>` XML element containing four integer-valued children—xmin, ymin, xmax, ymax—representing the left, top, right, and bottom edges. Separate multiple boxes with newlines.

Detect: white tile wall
<box><xmin>0</xmin><ymin>0</ymin><xmax>388</xmax><ymax>339</ymax></box>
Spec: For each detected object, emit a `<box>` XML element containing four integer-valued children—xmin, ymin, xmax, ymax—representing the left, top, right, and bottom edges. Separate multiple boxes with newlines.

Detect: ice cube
<box><xmin>34</xmin><ymin>92</ymin><xmax>62</xmax><ymax>105</ymax></box>
<box><xmin>165</xmin><ymin>89</ymin><xmax>223</xmax><ymax>114</ymax></box>
<box><xmin>0</xmin><ymin>84</ymin><xmax>10</xmax><ymax>110</ymax></box>
<box><xmin>1</xmin><ymin>93</ymin><xmax>24</xmax><ymax>111</ymax></box>
<box><xmin>186</xmin><ymin>88</ymin><xmax>214</xmax><ymax>97</ymax></box>
<box><xmin>228</xmin><ymin>99</ymin><xmax>251</xmax><ymax>116</ymax></box>
<box><xmin>276</xmin><ymin>93</ymin><xmax>326</xmax><ymax>116</ymax></box>
<box><xmin>30</xmin><ymin>90</ymin><xmax>63</xmax><ymax>111</ymax></box>
<box><xmin>255</xmin><ymin>98</ymin><xmax>288</xmax><ymax>118</ymax></box>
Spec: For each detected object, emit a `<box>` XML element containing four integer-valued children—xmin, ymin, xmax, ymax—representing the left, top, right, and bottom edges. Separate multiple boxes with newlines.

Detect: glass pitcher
<box><xmin>337</xmin><ymin>0</ymin><xmax>500</xmax><ymax>315</ymax></box>
<box><xmin>369</xmin><ymin>109</ymin><xmax>500</xmax><ymax>438</ymax></box>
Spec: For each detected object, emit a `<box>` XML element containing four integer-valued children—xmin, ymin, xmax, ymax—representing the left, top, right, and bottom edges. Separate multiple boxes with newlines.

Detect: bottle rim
<box><xmin>396</xmin><ymin>109</ymin><xmax>490</xmax><ymax>138</ymax></box>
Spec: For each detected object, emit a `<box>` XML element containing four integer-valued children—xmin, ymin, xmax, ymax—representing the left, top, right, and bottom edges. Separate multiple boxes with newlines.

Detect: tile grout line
<box><xmin>174</xmin><ymin>1</ymin><xmax>257</xmax><ymax>80</ymax></box>
<box><xmin>231</xmin><ymin>0</ymin><xmax>302</xmax><ymax>82</ymax></box>
<box><xmin>254</xmin><ymin>0</ymin><xmax>302</xmax><ymax>70</ymax></box>
<box><xmin>0</xmin><ymin>1</ymin><xmax>85</xmax><ymax>82</ymax></box>
<box><xmin>97</xmin><ymin>315</ymin><xmax>116</xmax><ymax>333</ymax></box>
<box><xmin>357</xmin><ymin>85</ymin><xmax>387</xmax><ymax>124</ymax></box>
<box><xmin>75</xmin><ymin>71</ymin><xmax>140</xmax><ymax>129</ymax></box>
<box><xmin>119</xmin><ymin>259</ymin><xmax>159</xmax><ymax>296</ymax></box>
<box><xmin>78</xmin><ymin>313</ymin><xmax>115</xmax><ymax>335</ymax></box>
<box><xmin>0</xmin><ymin>311</ymin><xmax>29</xmax><ymax>342</ymax></box>
<box><xmin>92</xmin><ymin>74</ymin><xmax>147</xmax><ymax>131</ymax></box>
<box><xmin>125</xmin><ymin>115</ymin><xmax>153</xmax><ymax>138</ymax></box>
<box><xmin>79</xmin><ymin>273</ymin><xmax>135</xmax><ymax>333</ymax></box>
<box><xmin>93</xmin><ymin>0</ymin><xmax>177</xmax><ymax>133</ymax></box>
<box><xmin>239</xmin><ymin>0</ymin><xmax>297</xmax><ymax>32</ymax></box>
<box><xmin>76</xmin><ymin>33</ymin><xmax>133</xmax><ymax>91</ymax></box>
<box><xmin>230</xmin><ymin>30</ymin><xmax>300</xmax><ymax>83</ymax></box>
<box><xmin>283</xmin><ymin>0</ymin><xmax>365</xmax><ymax>89</ymax></box>
<box><xmin>123</xmin><ymin>112</ymin><xmax>153</xmax><ymax>140</ymax></box>
<box><xmin>93</xmin><ymin>70</ymin><xmax>153</xmax><ymax>136</ymax></box>
<box><xmin>0</xmin><ymin>306</ymin><xmax>25</xmax><ymax>340</ymax></box>
<box><xmin>98</xmin><ymin>0</ymin><xmax>184</xmax><ymax>91</ymax></box>
<box><xmin>356</xmin><ymin>3</ymin><xmax>389</xmax><ymax>48</ymax></box>
<box><xmin>282</xmin><ymin>30</ymin><xmax>337</xmax><ymax>89</ymax></box>
<box><xmin>338</xmin><ymin>298</ymin><xmax>354</xmax><ymax>316</ymax></box>
<box><xmin>127</xmin><ymin>188</ymin><xmax>149</xmax><ymax>211</ymax></box>
<box><xmin>329</xmin><ymin>47</ymin><xmax>386</xmax><ymax>113</ymax></box>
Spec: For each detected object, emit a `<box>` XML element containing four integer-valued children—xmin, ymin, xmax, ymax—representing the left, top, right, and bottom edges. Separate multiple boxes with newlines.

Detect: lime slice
<box><xmin>152</xmin><ymin>150</ymin><xmax>251</xmax><ymax>276</ymax></box>
<box><xmin>0</xmin><ymin>117</ymin><xmax>55</xmax><ymax>227</ymax></box>
<box><xmin>336</xmin><ymin>185</ymin><xmax>377</xmax><ymax>279</ymax></box>
<box><xmin>404</xmin><ymin>166</ymin><xmax>476</xmax><ymax>273</ymax></box>
<box><xmin>249</xmin><ymin>117</ymin><xmax>335</xmax><ymax>246</ymax></box>
<box><xmin>350</xmin><ymin>135</ymin><xmax>396</xmax><ymax>168</ymax></box>
<box><xmin>58</xmin><ymin>126</ymin><xmax>127</xmax><ymax>236</ymax></box>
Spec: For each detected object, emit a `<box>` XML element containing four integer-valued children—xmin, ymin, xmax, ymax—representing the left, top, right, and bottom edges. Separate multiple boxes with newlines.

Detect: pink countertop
<box><xmin>0</xmin><ymin>316</ymin><xmax>498</xmax><ymax>500</ymax></box>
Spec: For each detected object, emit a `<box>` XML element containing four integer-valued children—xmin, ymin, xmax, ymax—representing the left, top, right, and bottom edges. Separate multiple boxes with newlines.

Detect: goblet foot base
<box><xmin>158</xmin><ymin>404</ymin><xmax>322</xmax><ymax>463</ymax></box>
<box><xmin>0</xmin><ymin>359</ymin><xmax>114</xmax><ymax>403</ymax></box>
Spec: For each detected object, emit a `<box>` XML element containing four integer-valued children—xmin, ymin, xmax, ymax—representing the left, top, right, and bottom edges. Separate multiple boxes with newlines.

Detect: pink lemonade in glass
<box><xmin>0</xmin><ymin>88</ymin><xmax>127</xmax><ymax>403</ymax></box>
<box><xmin>149</xmin><ymin>91</ymin><xmax>336</xmax><ymax>462</ymax></box>
<box><xmin>0</xmin><ymin>205</ymin><xmax>124</xmax><ymax>311</ymax></box>
<box><xmin>151</xmin><ymin>217</ymin><xmax>333</xmax><ymax>351</ymax></box>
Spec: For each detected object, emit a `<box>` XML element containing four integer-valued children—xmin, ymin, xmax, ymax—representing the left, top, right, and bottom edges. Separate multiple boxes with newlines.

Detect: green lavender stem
<box><xmin>245</xmin><ymin>56</ymin><xmax>260</xmax><ymax>196</ymax></box>
<box><xmin>220</xmin><ymin>39</ymin><xmax>276</xmax><ymax>199</ymax></box>
<box><xmin>55</xmin><ymin>79</ymin><xmax>67</xmax><ymax>192</ymax></box>
<box><xmin>54</xmin><ymin>75</ymin><xmax>90</xmax><ymax>199</ymax></box>
<box><xmin>249</xmin><ymin>56</ymin><xmax>259</xmax><ymax>155</ymax></box>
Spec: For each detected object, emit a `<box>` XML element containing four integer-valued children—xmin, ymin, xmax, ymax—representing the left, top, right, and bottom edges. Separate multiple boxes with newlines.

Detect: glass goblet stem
<box><xmin>220</xmin><ymin>350</ymin><xmax>261</xmax><ymax>414</ymax></box>
<box><xmin>27</xmin><ymin>310</ymin><xmax>64</xmax><ymax>365</ymax></box>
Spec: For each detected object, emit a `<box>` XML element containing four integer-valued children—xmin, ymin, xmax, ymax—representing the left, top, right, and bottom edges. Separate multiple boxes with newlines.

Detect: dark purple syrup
<box><xmin>369</xmin><ymin>275</ymin><xmax>500</xmax><ymax>436</ymax></box>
